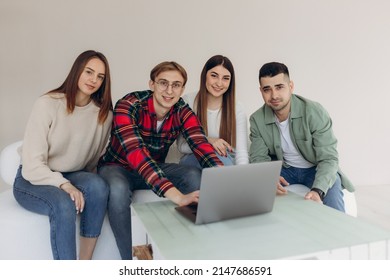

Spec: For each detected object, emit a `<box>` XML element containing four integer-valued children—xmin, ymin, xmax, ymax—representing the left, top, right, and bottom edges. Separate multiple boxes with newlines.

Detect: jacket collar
<box><xmin>263</xmin><ymin>94</ymin><xmax>304</xmax><ymax>124</ymax></box>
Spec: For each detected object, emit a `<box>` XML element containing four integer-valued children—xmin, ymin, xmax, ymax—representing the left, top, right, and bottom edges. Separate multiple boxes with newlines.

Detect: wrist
<box><xmin>311</xmin><ymin>188</ymin><xmax>325</xmax><ymax>201</ymax></box>
<box><xmin>59</xmin><ymin>182</ymin><xmax>71</xmax><ymax>190</ymax></box>
<box><xmin>164</xmin><ymin>187</ymin><xmax>183</xmax><ymax>205</ymax></box>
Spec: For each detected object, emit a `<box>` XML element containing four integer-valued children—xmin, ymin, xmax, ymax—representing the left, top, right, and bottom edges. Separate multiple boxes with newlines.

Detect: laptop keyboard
<box><xmin>187</xmin><ymin>203</ymin><xmax>198</xmax><ymax>213</ymax></box>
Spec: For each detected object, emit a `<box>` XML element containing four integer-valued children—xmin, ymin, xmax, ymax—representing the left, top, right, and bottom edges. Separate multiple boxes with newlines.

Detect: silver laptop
<box><xmin>175</xmin><ymin>161</ymin><xmax>282</xmax><ymax>225</ymax></box>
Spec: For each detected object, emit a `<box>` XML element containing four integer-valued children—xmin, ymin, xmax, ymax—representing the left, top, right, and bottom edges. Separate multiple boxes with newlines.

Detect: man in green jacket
<box><xmin>249</xmin><ymin>62</ymin><xmax>354</xmax><ymax>212</ymax></box>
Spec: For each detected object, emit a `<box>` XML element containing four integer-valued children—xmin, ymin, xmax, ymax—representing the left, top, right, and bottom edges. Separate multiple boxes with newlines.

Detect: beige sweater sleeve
<box><xmin>21</xmin><ymin>95</ymin><xmax>68</xmax><ymax>187</ymax></box>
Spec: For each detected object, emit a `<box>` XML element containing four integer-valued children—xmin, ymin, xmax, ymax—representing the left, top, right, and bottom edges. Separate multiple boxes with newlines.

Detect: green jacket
<box><xmin>249</xmin><ymin>94</ymin><xmax>354</xmax><ymax>193</ymax></box>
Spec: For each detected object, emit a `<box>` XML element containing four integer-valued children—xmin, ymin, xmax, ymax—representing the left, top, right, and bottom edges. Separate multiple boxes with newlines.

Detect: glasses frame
<box><xmin>154</xmin><ymin>79</ymin><xmax>184</xmax><ymax>92</ymax></box>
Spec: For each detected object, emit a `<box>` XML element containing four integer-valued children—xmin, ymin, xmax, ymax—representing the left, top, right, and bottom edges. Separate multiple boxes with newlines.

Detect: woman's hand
<box><xmin>59</xmin><ymin>182</ymin><xmax>85</xmax><ymax>214</ymax></box>
<box><xmin>208</xmin><ymin>137</ymin><xmax>233</xmax><ymax>157</ymax></box>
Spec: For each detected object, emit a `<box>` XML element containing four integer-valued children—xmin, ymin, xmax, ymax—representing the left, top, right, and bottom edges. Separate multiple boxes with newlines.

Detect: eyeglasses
<box><xmin>154</xmin><ymin>80</ymin><xmax>184</xmax><ymax>92</ymax></box>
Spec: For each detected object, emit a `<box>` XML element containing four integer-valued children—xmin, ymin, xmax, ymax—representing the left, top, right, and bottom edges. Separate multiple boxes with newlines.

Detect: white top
<box><xmin>275</xmin><ymin>116</ymin><xmax>314</xmax><ymax>168</ymax></box>
<box><xmin>19</xmin><ymin>93</ymin><xmax>113</xmax><ymax>187</ymax></box>
<box><xmin>177</xmin><ymin>92</ymin><xmax>249</xmax><ymax>165</ymax></box>
<box><xmin>156</xmin><ymin>120</ymin><xmax>164</xmax><ymax>131</ymax></box>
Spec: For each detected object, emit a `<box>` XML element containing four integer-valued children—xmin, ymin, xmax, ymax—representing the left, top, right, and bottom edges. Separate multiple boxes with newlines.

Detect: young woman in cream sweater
<box><xmin>13</xmin><ymin>50</ymin><xmax>113</xmax><ymax>260</ymax></box>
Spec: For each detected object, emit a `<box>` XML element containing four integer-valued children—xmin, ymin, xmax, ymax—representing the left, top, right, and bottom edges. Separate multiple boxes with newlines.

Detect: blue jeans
<box><xmin>280</xmin><ymin>166</ymin><xmax>345</xmax><ymax>212</ymax></box>
<box><xmin>13</xmin><ymin>166</ymin><xmax>109</xmax><ymax>260</ymax></box>
<box><xmin>179</xmin><ymin>152</ymin><xmax>234</xmax><ymax>169</ymax></box>
<box><xmin>98</xmin><ymin>163</ymin><xmax>202</xmax><ymax>260</ymax></box>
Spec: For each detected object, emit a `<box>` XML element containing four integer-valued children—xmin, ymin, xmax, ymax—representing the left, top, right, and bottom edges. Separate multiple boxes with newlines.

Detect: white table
<box><xmin>133</xmin><ymin>192</ymin><xmax>390</xmax><ymax>259</ymax></box>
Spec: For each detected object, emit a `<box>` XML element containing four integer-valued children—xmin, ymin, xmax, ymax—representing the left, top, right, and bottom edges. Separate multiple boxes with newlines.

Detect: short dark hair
<box><xmin>259</xmin><ymin>62</ymin><xmax>289</xmax><ymax>80</ymax></box>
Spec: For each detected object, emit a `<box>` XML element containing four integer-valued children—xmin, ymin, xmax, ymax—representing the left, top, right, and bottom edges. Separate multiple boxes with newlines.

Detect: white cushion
<box><xmin>0</xmin><ymin>189</ymin><xmax>121</xmax><ymax>260</ymax></box>
<box><xmin>133</xmin><ymin>189</ymin><xmax>167</xmax><ymax>204</ymax></box>
<box><xmin>0</xmin><ymin>140</ymin><xmax>22</xmax><ymax>186</ymax></box>
<box><xmin>0</xmin><ymin>141</ymin><xmax>152</xmax><ymax>259</ymax></box>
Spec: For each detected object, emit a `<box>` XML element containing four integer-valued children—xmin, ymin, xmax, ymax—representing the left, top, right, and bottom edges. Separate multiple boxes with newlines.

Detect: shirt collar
<box><xmin>264</xmin><ymin>94</ymin><xmax>302</xmax><ymax>124</ymax></box>
<box><xmin>146</xmin><ymin>92</ymin><xmax>175</xmax><ymax>119</ymax></box>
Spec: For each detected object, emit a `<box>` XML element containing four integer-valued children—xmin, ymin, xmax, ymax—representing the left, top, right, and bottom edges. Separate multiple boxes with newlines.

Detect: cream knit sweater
<box><xmin>19</xmin><ymin>93</ymin><xmax>112</xmax><ymax>187</ymax></box>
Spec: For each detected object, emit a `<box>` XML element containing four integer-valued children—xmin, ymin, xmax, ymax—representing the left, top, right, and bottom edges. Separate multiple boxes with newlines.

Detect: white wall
<box><xmin>1</xmin><ymin>0</ymin><xmax>390</xmax><ymax>191</ymax></box>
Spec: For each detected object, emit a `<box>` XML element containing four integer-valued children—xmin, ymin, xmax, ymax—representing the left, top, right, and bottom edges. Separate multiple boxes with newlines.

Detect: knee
<box><xmin>187</xmin><ymin>166</ymin><xmax>201</xmax><ymax>180</ymax></box>
<box><xmin>218</xmin><ymin>154</ymin><xmax>234</xmax><ymax>166</ymax></box>
<box><xmin>334</xmin><ymin>175</ymin><xmax>342</xmax><ymax>189</ymax></box>
<box><xmin>182</xmin><ymin>166</ymin><xmax>202</xmax><ymax>192</ymax></box>
<box><xmin>107</xmin><ymin>179</ymin><xmax>131</xmax><ymax>212</ymax></box>
<box><xmin>87</xmin><ymin>176</ymin><xmax>109</xmax><ymax>202</ymax></box>
<box><xmin>98</xmin><ymin>166</ymin><xmax>129</xmax><ymax>198</ymax></box>
<box><xmin>327</xmin><ymin>175</ymin><xmax>343</xmax><ymax>194</ymax></box>
<box><xmin>108</xmin><ymin>179</ymin><xmax>130</xmax><ymax>199</ymax></box>
<box><xmin>98</xmin><ymin>165</ymin><xmax>120</xmax><ymax>182</ymax></box>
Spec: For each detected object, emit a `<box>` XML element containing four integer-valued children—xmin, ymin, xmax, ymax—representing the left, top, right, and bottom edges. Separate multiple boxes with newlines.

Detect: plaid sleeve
<box><xmin>180</xmin><ymin>105</ymin><xmax>223</xmax><ymax>168</ymax></box>
<box><xmin>113</xmin><ymin>98</ymin><xmax>174</xmax><ymax>196</ymax></box>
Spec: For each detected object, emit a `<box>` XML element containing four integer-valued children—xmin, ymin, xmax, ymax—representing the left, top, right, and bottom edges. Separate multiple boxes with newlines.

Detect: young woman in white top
<box><xmin>13</xmin><ymin>50</ymin><xmax>113</xmax><ymax>260</ymax></box>
<box><xmin>178</xmin><ymin>55</ymin><xmax>249</xmax><ymax>168</ymax></box>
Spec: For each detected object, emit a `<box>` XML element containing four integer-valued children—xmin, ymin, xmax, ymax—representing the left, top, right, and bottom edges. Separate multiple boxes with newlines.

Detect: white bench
<box><xmin>0</xmin><ymin>141</ymin><xmax>165</xmax><ymax>260</ymax></box>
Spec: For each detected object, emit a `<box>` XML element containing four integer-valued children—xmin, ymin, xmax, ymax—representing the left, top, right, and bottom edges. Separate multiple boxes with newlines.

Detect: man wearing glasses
<box><xmin>98</xmin><ymin>61</ymin><xmax>223</xmax><ymax>259</ymax></box>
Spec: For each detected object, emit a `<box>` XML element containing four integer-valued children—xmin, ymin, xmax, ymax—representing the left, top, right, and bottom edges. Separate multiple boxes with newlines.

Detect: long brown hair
<box><xmin>48</xmin><ymin>50</ymin><xmax>112</xmax><ymax>124</ymax></box>
<box><xmin>195</xmin><ymin>55</ymin><xmax>236</xmax><ymax>147</ymax></box>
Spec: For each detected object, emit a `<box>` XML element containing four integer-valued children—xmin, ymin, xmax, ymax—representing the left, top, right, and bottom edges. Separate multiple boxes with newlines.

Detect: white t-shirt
<box><xmin>275</xmin><ymin>116</ymin><xmax>314</xmax><ymax>168</ymax></box>
<box><xmin>177</xmin><ymin>92</ymin><xmax>249</xmax><ymax>165</ymax></box>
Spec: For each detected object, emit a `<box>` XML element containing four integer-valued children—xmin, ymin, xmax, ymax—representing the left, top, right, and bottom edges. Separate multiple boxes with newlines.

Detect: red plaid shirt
<box><xmin>99</xmin><ymin>90</ymin><xmax>223</xmax><ymax>196</ymax></box>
